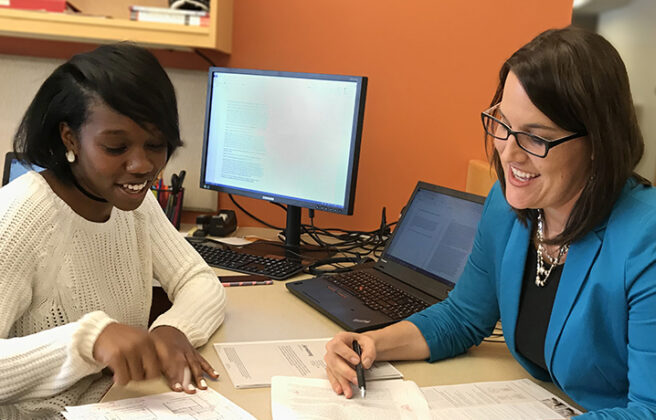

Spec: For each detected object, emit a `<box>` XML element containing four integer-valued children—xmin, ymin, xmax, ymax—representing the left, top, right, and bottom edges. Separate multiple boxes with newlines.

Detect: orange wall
<box><xmin>0</xmin><ymin>2</ymin><xmax>573</xmax><ymax>231</ymax></box>
<box><xmin>221</xmin><ymin>1</ymin><xmax>573</xmax><ymax>230</ymax></box>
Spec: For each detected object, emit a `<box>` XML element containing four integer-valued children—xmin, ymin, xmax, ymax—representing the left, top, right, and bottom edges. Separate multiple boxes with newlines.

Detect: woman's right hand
<box><xmin>93</xmin><ymin>323</ymin><xmax>162</xmax><ymax>385</ymax></box>
<box><xmin>324</xmin><ymin>331</ymin><xmax>376</xmax><ymax>398</ymax></box>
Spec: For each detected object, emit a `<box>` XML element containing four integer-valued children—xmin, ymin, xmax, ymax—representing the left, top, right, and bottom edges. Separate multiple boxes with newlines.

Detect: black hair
<box><xmin>486</xmin><ymin>26</ymin><xmax>649</xmax><ymax>245</ymax></box>
<box><xmin>13</xmin><ymin>42</ymin><xmax>182</xmax><ymax>182</ymax></box>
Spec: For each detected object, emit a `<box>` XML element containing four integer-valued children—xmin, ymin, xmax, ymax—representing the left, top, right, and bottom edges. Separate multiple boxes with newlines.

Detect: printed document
<box><xmin>421</xmin><ymin>378</ymin><xmax>582</xmax><ymax>419</ymax></box>
<box><xmin>62</xmin><ymin>388</ymin><xmax>256</xmax><ymax>420</ymax></box>
<box><xmin>214</xmin><ymin>337</ymin><xmax>402</xmax><ymax>388</ymax></box>
<box><xmin>271</xmin><ymin>376</ymin><xmax>430</xmax><ymax>420</ymax></box>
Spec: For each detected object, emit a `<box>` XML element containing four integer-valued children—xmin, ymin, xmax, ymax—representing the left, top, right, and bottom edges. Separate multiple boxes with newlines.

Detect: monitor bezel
<box><xmin>2</xmin><ymin>152</ymin><xmax>20</xmax><ymax>186</ymax></box>
<box><xmin>199</xmin><ymin>67</ymin><xmax>367</xmax><ymax>216</ymax></box>
<box><xmin>3</xmin><ymin>152</ymin><xmax>46</xmax><ymax>186</ymax></box>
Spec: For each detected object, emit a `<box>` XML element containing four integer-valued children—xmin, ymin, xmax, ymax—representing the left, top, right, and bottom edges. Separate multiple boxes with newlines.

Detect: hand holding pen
<box><xmin>324</xmin><ymin>332</ymin><xmax>375</xmax><ymax>399</ymax></box>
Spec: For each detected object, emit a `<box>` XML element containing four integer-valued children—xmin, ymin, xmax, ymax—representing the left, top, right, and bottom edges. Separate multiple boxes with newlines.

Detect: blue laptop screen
<box><xmin>384</xmin><ymin>188</ymin><xmax>483</xmax><ymax>286</ymax></box>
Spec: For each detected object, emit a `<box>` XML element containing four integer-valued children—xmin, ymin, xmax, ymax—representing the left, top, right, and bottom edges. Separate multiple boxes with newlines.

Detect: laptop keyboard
<box><xmin>187</xmin><ymin>238</ymin><xmax>304</xmax><ymax>280</ymax></box>
<box><xmin>328</xmin><ymin>271</ymin><xmax>430</xmax><ymax>320</ymax></box>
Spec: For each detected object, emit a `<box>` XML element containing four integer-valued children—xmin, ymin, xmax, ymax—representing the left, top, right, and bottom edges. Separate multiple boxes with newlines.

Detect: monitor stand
<box><xmin>238</xmin><ymin>205</ymin><xmax>334</xmax><ymax>263</ymax></box>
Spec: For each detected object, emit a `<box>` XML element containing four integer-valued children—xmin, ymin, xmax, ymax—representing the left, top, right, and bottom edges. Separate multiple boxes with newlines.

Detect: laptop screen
<box><xmin>383</xmin><ymin>186</ymin><xmax>484</xmax><ymax>287</ymax></box>
<box><xmin>2</xmin><ymin>153</ymin><xmax>45</xmax><ymax>186</ymax></box>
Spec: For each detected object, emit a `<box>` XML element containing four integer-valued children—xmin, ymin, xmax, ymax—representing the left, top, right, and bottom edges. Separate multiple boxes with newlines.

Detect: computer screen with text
<box><xmin>199</xmin><ymin>67</ymin><xmax>367</xmax><ymax>249</ymax></box>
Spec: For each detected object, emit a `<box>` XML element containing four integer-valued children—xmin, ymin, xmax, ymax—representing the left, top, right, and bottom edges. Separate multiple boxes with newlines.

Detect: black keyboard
<box><xmin>187</xmin><ymin>238</ymin><xmax>304</xmax><ymax>280</ymax></box>
<box><xmin>328</xmin><ymin>271</ymin><xmax>429</xmax><ymax>319</ymax></box>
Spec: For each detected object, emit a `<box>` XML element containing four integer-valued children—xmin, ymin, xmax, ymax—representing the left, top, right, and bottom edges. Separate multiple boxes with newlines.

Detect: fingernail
<box><xmin>187</xmin><ymin>384</ymin><xmax>196</xmax><ymax>391</ymax></box>
<box><xmin>362</xmin><ymin>357</ymin><xmax>371</xmax><ymax>367</ymax></box>
<box><xmin>174</xmin><ymin>383</ymin><xmax>182</xmax><ymax>391</ymax></box>
<box><xmin>200</xmin><ymin>379</ymin><xmax>207</xmax><ymax>388</ymax></box>
<box><xmin>213</xmin><ymin>370</ymin><xmax>219</xmax><ymax>376</ymax></box>
<box><xmin>350</xmin><ymin>357</ymin><xmax>359</xmax><ymax>364</ymax></box>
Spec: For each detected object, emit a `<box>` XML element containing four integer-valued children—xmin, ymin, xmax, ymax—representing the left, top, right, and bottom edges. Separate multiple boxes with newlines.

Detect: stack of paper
<box><xmin>270</xmin><ymin>377</ymin><xmax>582</xmax><ymax>420</ymax></box>
<box><xmin>271</xmin><ymin>376</ymin><xmax>430</xmax><ymax>420</ymax></box>
<box><xmin>422</xmin><ymin>379</ymin><xmax>582</xmax><ymax>419</ymax></box>
<box><xmin>62</xmin><ymin>389</ymin><xmax>256</xmax><ymax>420</ymax></box>
<box><xmin>214</xmin><ymin>338</ymin><xmax>403</xmax><ymax>389</ymax></box>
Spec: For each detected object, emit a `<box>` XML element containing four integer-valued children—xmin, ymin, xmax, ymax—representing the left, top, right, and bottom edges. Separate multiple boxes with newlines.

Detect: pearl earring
<box><xmin>66</xmin><ymin>150</ymin><xmax>76</xmax><ymax>163</ymax></box>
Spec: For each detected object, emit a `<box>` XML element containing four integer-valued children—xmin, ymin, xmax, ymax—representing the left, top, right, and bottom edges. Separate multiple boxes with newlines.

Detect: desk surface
<box><xmin>104</xmin><ymin>228</ymin><xmax>581</xmax><ymax>418</ymax></box>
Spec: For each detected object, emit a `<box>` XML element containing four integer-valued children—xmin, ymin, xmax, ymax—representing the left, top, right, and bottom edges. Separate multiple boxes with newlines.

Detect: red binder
<box><xmin>0</xmin><ymin>0</ymin><xmax>67</xmax><ymax>12</ymax></box>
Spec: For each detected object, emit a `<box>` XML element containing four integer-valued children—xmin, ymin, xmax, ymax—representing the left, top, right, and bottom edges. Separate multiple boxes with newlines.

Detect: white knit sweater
<box><xmin>0</xmin><ymin>171</ymin><xmax>226</xmax><ymax>419</ymax></box>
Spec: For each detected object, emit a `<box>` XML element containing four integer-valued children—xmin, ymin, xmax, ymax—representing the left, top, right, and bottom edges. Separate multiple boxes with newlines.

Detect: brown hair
<box><xmin>486</xmin><ymin>26</ymin><xmax>649</xmax><ymax>245</ymax></box>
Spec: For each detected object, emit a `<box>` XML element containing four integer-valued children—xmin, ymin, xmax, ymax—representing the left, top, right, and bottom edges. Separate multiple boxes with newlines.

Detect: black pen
<box><xmin>352</xmin><ymin>340</ymin><xmax>366</xmax><ymax>398</ymax></box>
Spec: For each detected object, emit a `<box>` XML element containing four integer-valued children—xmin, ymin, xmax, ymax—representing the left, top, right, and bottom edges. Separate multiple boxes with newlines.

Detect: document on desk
<box><xmin>421</xmin><ymin>378</ymin><xmax>582</xmax><ymax>419</ymax></box>
<box><xmin>271</xmin><ymin>376</ymin><xmax>430</xmax><ymax>420</ymax></box>
<box><xmin>62</xmin><ymin>388</ymin><xmax>256</xmax><ymax>420</ymax></box>
<box><xmin>214</xmin><ymin>337</ymin><xmax>402</xmax><ymax>389</ymax></box>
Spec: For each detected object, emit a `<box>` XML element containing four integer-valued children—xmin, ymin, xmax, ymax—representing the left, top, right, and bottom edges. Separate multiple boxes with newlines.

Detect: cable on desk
<box><xmin>228</xmin><ymin>195</ymin><xmax>397</xmax><ymax>266</ymax></box>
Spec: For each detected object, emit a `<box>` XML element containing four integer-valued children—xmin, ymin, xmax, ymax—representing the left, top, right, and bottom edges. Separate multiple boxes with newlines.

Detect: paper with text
<box><xmin>62</xmin><ymin>388</ymin><xmax>256</xmax><ymax>420</ymax></box>
<box><xmin>271</xmin><ymin>376</ymin><xmax>430</xmax><ymax>420</ymax></box>
<box><xmin>214</xmin><ymin>337</ymin><xmax>402</xmax><ymax>388</ymax></box>
<box><xmin>421</xmin><ymin>379</ymin><xmax>582</xmax><ymax>419</ymax></box>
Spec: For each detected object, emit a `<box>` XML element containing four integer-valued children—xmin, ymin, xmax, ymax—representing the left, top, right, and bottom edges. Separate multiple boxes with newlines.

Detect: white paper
<box><xmin>214</xmin><ymin>337</ymin><xmax>403</xmax><ymax>388</ymax></box>
<box><xmin>62</xmin><ymin>388</ymin><xmax>256</xmax><ymax>420</ymax></box>
<box><xmin>184</xmin><ymin>228</ymin><xmax>251</xmax><ymax>245</ymax></box>
<box><xmin>271</xmin><ymin>376</ymin><xmax>430</xmax><ymax>420</ymax></box>
<box><xmin>421</xmin><ymin>379</ymin><xmax>582</xmax><ymax>419</ymax></box>
<box><xmin>212</xmin><ymin>236</ymin><xmax>253</xmax><ymax>246</ymax></box>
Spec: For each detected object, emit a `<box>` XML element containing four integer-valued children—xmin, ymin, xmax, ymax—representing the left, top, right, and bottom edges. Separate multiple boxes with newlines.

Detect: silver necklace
<box><xmin>535</xmin><ymin>209</ymin><xmax>569</xmax><ymax>287</ymax></box>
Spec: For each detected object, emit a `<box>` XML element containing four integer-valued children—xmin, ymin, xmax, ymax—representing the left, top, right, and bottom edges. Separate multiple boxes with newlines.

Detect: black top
<box><xmin>515</xmin><ymin>243</ymin><xmax>563</xmax><ymax>372</ymax></box>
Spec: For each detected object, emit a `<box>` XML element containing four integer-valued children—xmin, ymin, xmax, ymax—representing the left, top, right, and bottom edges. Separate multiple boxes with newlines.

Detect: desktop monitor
<box><xmin>2</xmin><ymin>152</ymin><xmax>45</xmax><ymax>186</ymax></box>
<box><xmin>199</xmin><ymin>67</ymin><xmax>367</xmax><ymax>253</ymax></box>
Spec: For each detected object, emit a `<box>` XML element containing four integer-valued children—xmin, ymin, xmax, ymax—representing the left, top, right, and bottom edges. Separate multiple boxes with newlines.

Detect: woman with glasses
<box><xmin>324</xmin><ymin>26</ymin><xmax>656</xmax><ymax>417</ymax></box>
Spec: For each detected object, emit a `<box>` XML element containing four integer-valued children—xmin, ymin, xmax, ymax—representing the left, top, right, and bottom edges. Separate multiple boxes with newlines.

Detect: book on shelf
<box><xmin>0</xmin><ymin>0</ymin><xmax>66</xmax><ymax>12</ymax></box>
<box><xmin>129</xmin><ymin>5</ymin><xmax>209</xmax><ymax>26</ymax></box>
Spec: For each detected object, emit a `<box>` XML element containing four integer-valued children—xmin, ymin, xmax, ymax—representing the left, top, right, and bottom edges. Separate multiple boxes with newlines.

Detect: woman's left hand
<box><xmin>149</xmin><ymin>326</ymin><xmax>219</xmax><ymax>393</ymax></box>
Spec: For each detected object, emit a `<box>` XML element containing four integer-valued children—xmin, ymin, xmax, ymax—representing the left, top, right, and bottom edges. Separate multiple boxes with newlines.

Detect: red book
<box><xmin>0</xmin><ymin>0</ymin><xmax>67</xmax><ymax>12</ymax></box>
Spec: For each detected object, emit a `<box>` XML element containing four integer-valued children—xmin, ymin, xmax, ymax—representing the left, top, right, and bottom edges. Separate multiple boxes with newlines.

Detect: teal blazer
<box><xmin>408</xmin><ymin>180</ymin><xmax>656</xmax><ymax>418</ymax></box>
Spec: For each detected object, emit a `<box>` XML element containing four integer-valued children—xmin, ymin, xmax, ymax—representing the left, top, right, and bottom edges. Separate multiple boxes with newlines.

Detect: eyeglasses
<box><xmin>481</xmin><ymin>103</ymin><xmax>587</xmax><ymax>158</ymax></box>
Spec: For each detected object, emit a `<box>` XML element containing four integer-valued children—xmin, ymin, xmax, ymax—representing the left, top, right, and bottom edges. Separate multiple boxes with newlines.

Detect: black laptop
<box><xmin>2</xmin><ymin>152</ymin><xmax>45</xmax><ymax>186</ymax></box>
<box><xmin>286</xmin><ymin>181</ymin><xmax>485</xmax><ymax>332</ymax></box>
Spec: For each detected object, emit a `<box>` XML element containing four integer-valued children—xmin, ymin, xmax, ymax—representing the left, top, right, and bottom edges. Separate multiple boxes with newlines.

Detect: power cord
<box><xmin>194</xmin><ymin>48</ymin><xmax>216</xmax><ymax>67</ymax></box>
<box><xmin>228</xmin><ymin>194</ymin><xmax>283</xmax><ymax>230</ymax></box>
<box><xmin>227</xmin><ymin>194</ymin><xmax>397</xmax><ymax>263</ymax></box>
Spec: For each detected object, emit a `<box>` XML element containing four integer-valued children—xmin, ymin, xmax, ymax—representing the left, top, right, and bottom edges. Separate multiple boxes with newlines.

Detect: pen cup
<box><xmin>151</xmin><ymin>186</ymin><xmax>184</xmax><ymax>229</ymax></box>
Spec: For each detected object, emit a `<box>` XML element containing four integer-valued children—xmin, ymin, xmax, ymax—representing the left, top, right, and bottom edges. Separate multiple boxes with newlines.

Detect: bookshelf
<box><xmin>0</xmin><ymin>0</ymin><xmax>232</xmax><ymax>53</ymax></box>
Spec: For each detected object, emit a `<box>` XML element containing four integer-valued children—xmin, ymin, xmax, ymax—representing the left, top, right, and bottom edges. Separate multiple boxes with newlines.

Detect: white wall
<box><xmin>0</xmin><ymin>53</ymin><xmax>217</xmax><ymax>211</ymax></box>
<box><xmin>598</xmin><ymin>0</ymin><xmax>656</xmax><ymax>181</ymax></box>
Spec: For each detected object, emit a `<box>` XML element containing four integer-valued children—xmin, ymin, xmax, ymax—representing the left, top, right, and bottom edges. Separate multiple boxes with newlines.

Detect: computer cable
<box><xmin>194</xmin><ymin>48</ymin><xmax>216</xmax><ymax>67</ymax></box>
<box><xmin>228</xmin><ymin>194</ymin><xmax>284</xmax><ymax>230</ymax></box>
<box><xmin>227</xmin><ymin>194</ymin><xmax>396</xmax><ymax>261</ymax></box>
